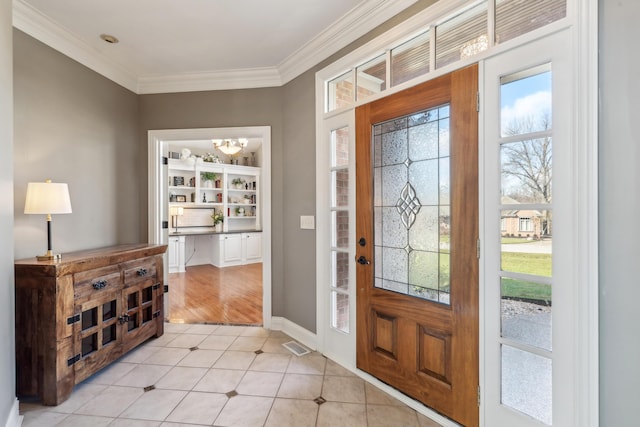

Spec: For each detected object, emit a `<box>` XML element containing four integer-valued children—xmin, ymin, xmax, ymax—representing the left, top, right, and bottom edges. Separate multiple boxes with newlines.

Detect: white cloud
<box><xmin>501</xmin><ymin>91</ymin><xmax>551</xmax><ymax>132</ymax></box>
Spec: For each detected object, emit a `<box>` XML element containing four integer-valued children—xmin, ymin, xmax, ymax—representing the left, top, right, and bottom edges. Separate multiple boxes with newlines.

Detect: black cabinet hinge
<box><xmin>152</xmin><ymin>283</ymin><xmax>160</xmax><ymax>290</ymax></box>
<box><xmin>66</xmin><ymin>314</ymin><xmax>80</xmax><ymax>325</ymax></box>
<box><xmin>153</xmin><ymin>310</ymin><xmax>161</xmax><ymax>318</ymax></box>
<box><xmin>67</xmin><ymin>354</ymin><xmax>81</xmax><ymax>366</ymax></box>
<box><xmin>162</xmin><ymin>220</ymin><xmax>168</xmax><ymax>229</ymax></box>
<box><xmin>163</xmin><ymin>284</ymin><xmax>169</xmax><ymax>293</ymax></box>
<box><xmin>162</xmin><ymin>156</ymin><xmax>168</xmax><ymax>165</ymax></box>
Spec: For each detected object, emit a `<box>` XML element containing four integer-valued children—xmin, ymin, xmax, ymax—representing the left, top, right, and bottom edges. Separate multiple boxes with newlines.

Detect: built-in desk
<box><xmin>168</xmin><ymin>230</ymin><xmax>262</xmax><ymax>272</ymax></box>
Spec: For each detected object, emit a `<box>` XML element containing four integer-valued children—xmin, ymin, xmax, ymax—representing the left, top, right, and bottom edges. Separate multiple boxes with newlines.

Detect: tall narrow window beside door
<box><xmin>330</xmin><ymin>127</ymin><xmax>351</xmax><ymax>333</ymax></box>
<box><xmin>498</xmin><ymin>64</ymin><xmax>553</xmax><ymax>425</ymax></box>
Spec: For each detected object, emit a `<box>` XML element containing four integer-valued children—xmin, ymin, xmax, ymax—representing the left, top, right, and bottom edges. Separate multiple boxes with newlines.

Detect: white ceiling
<box><xmin>13</xmin><ymin>0</ymin><xmax>418</xmax><ymax>94</ymax></box>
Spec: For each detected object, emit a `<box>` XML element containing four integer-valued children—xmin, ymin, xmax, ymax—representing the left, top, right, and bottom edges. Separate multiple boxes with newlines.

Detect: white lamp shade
<box><xmin>169</xmin><ymin>206</ymin><xmax>184</xmax><ymax>216</ymax></box>
<box><xmin>24</xmin><ymin>182</ymin><xmax>72</xmax><ymax>214</ymax></box>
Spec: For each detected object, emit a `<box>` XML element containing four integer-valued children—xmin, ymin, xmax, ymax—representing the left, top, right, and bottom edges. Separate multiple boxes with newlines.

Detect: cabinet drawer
<box><xmin>74</xmin><ymin>266</ymin><xmax>121</xmax><ymax>301</ymax></box>
<box><xmin>123</xmin><ymin>258</ymin><xmax>157</xmax><ymax>285</ymax></box>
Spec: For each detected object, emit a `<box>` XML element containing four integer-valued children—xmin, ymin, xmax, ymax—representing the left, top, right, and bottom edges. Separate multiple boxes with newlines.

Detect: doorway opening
<box><xmin>148</xmin><ymin>126</ymin><xmax>272</xmax><ymax>329</ymax></box>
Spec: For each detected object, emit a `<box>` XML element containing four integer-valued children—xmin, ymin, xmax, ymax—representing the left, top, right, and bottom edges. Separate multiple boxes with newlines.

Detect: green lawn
<box><xmin>501</xmin><ymin>251</ymin><xmax>551</xmax><ymax>277</ymax></box>
<box><xmin>501</xmin><ymin>277</ymin><xmax>551</xmax><ymax>303</ymax></box>
<box><xmin>501</xmin><ymin>251</ymin><xmax>552</xmax><ymax>303</ymax></box>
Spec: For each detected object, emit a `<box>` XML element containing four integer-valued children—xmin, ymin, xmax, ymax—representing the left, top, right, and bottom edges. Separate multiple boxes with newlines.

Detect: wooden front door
<box><xmin>356</xmin><ymin>64</ymin><xmax>479</xmax><ymax>427</ymax></box>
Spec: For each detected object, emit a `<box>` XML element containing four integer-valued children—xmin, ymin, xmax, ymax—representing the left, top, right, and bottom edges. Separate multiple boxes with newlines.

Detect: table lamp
<box><xmin>24</xmin><ymin>179</ymin><xmax>72</xmax><ymax>261</ymax></box>
<box><xmin>170</xmin><ymin>206</ymin><xmax>184</xmax><ymax>233</ymax></box>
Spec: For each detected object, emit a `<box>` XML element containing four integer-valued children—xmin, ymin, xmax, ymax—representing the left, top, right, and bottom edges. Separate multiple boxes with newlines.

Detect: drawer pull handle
<box><xmin>137</xmin><ymin>268</ymin><xmax>148</xmax><ymax>276</ymax></box>
<box><xmin>92</xmin><ymin>280</ymin><xmax>107</xmax><ymax>290</ymax></box>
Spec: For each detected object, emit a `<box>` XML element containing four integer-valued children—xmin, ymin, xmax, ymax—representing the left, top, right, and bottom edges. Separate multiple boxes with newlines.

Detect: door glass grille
<box><xmin>373</xmin><ymin>104</ymin><xmax>451</xmax><ymax>304</ymax></box>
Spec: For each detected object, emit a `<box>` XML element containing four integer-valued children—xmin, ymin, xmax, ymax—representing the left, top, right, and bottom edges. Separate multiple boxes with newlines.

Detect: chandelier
<box><xmin>212</xmin><ymin>138</ymin><xmax>247</xmax><ymax>156</ymax></box>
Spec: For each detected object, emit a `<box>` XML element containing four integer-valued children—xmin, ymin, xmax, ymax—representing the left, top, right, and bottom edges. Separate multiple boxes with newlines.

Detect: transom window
<box><xmin>325</xmin><ymin>0</ymin><xmax>566</xmax><ymax>112</ymax></box>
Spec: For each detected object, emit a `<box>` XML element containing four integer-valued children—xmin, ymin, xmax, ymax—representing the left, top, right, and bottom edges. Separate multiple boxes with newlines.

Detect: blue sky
<box><xmin>502</xmin><ymin>71</ymin><xmax>551</xmax><ymax>108</ymax></box>
<box><xmin>501</xmin><ymin>70</ymin><xmax>551</xmax><ymax>135</ymax></box>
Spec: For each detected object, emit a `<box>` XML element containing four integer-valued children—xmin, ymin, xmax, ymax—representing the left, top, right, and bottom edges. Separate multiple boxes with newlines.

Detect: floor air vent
<box><xmin>282</xmin><ymin>340</ymin><xmax>310</xmax><ymax>356</ymax></box>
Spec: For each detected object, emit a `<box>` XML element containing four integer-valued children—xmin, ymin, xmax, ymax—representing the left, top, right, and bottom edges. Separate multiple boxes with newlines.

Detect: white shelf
<box><xmin>168</xmin><ymin>160</ymin><xmax>261</xmax><ymax>232</ymax></box>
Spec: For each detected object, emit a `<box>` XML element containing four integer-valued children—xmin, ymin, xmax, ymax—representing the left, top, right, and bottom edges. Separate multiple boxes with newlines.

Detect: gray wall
<box><xmin>13</xmin><ymin>30</ymin><xmax>141</xmax><ymax>260</ymax></box>
<box><xmin>276</xmin><ymin>0</ymin><xmax>439</xmax><ymax>331</ymax></box>
<box><xmin>138</xmin><ymin>89</ymin><xmax>286</xmax><ymax>316</ymax></box>
<box><xmin>281</xmin><ymin>70</ymin><xmax>318</xmax><ymax>331</ymax></box>
<box><xmin>599</xmin><ymin>1</ymin><xmax>640</xmax><ymax>425</ymax></box>
<box><xmin>0</xmin><ymin>0</ymin><xmax>14</xmax><ymax>424</ymax></box>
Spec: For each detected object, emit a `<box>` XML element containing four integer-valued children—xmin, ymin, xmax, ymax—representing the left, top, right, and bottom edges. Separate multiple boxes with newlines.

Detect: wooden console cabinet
<box><xmin>15</xmin><ymin>244</ymin><xmax>167</xmax><ymax>405</ymax></box>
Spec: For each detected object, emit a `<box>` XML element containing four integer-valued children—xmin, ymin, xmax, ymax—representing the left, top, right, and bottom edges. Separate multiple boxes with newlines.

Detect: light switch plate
<box><xmin>300</xmin><ymin>215</ymin><xmax>315</xmax><ymax>230</ymax></box>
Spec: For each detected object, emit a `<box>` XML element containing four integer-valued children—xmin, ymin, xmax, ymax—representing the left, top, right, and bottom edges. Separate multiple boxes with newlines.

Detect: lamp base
<box><xmin>37</xmin><ymin>251</ymin><xmax>62</xmax><ymax>261</ymax></box>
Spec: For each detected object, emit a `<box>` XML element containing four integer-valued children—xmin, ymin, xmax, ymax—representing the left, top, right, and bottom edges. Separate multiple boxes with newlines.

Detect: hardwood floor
<box><xmin>167</xmin><ymin>263</ymin><xmax>262</xmax><ymax>325</ymax></box>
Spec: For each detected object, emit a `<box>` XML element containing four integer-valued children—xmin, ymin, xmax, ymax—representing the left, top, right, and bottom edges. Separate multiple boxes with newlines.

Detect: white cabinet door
<box><xmin>243</xmin><ymin>233</ymin><xmax>262</xmax><ymax>263</ymax></box>
<box><xmin>168</xmin><ymin>235</ymin><xmax>186</xmax><ymax>273</ymax></box>
<box><xmin>222</xmin><ymin>234</ymin><xmax>243</xmax><ymax>265</ymax></box>
<box><xmin>168</xmin><ymin>237</ymin><xmax>179</xmax><ymax>272</ymax></box>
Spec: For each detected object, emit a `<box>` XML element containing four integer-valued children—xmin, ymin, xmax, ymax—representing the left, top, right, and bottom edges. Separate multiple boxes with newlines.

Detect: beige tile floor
<box><xmin>20</xmin><ymin>323</ymin><xmax>444</xmax><ymax>427</ymax></box>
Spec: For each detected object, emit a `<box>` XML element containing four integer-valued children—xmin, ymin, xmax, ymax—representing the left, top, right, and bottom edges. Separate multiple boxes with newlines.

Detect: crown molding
<box><xmin>137</xmin><ymin>68</ymin><xmax>283</xmax><ymax>94</ymax></box>
<box><xmin>277</xmin><ymin>0</ymin><xmax>418</xmax><ymax>85</ymax></box>
<box><xmin>12</xmin><ymin>0</ymin><xmax>418</xmax><ymax>93</ymax></box>
<box><xmin>12</xmin><ymin>0</ymin><xmax>139</xmax><ymax>93</ymax></box>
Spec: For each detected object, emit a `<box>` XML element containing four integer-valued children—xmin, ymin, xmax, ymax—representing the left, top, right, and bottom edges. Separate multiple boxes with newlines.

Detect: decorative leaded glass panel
<box><xmin>373</xmin><ymin>104</ymin><xmax>451</xmax><ymax>304</ymax></box>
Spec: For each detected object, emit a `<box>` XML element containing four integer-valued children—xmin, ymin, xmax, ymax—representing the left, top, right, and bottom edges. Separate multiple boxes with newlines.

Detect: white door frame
<box><xmin>148</xmin><ymin>126</ymin><xmax>272</xmax><ymax>328</ymax></box>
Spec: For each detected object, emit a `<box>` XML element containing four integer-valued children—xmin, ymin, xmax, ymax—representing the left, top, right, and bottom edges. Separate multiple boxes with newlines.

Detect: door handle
<box><xmin>356</xmin><ymin>255</ymin><xmax>371</xmax><ymax>265</ymax></box>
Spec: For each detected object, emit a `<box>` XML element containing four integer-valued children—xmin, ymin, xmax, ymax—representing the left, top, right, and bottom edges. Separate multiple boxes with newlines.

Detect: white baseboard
<box><xmin>270</xmin><ymin>316</ymin><xmax>317</xmax><ymax>351</ymax></box>
<box><xmin>4</xmin><ymin>398</ymin><xmax>22</xmax><ymax>427</ymax></box>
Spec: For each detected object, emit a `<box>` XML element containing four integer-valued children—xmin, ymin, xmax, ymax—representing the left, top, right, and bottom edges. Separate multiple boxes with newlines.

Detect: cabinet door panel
<box><xmin>244</xmin><ymin>233</ymin><xmax>262</xmax><ymax>263</ymax></box>
<box><xmin>223</xmin><ymin>235</ymin><xmax>243</xmax><ymax>264</ymax></box>
<box><xmin>121</xmin><ymin>279</ymin><xmax>160</xmax><ymax>352</ymax></box>
<box><xmin>73</xmin><ymin>291</ymin><xmax>123</xmax><ymax>383</ymax></box>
